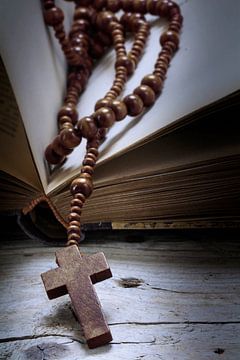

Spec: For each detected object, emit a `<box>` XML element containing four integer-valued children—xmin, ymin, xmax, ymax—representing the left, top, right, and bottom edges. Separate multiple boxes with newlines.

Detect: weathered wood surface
<box><xmin>0</xmin><ymin>229</ymin><xmax>240</xmax><ymax>359</ymax></box>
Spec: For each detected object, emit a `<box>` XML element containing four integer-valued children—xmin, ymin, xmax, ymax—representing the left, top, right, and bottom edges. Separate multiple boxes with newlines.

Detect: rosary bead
<box><xmin>123</xmin><ymin>94</ymin><xmax>144</xmax><ymax>116</ymax></box>
<box><xmin>116</xmin><ymin>68</ymin><xmax>127</xmax><ymax>81</ymax></box>
<box><xmin>52</xmin><ymin>135</ymin><xmax>74</xmax><ymax>156</ymax></box>
<box><xmin>68</xmin><ymin>219</ymin><xmax>81</xmax><ymax>229</ymax></box>
<box><xmin>43</xmin><ymin>0</ymin><xmax>55</xmax><ymax>10</ymax></box>
<box><xmin>95</xmin><ymin>98</ymin><xmax>111</xmax><ymax>111</ymax></box>
<box><xmin>106</xmin><ymin>90</ymin><xmax>118</xmax><ymax>99</ymax></box>
<box><xmin>111</xmin><ymin>84</ymin><xmax>122</xmax><ymax>95</ymax></box>
<box><xmin>169</xmin><ymin>19</ymin><xmax>182</xmax><ymax>32</ymax></box>
<box><xmin>45</xmin><ymin>144</ymin><xmax>65</xmax><ymax>164</ymax></box>
<box><xmin>69</xmin><ymin>31</ymin><xmax>89</xmax><ymax>41</ymax></box>
<box><xmin>69</xmin><ymin>220</ymin><xmax>81</xmax><ymax>228</ymax></box>
<box><xmin>115</xmin><ymin>56</ymin><xmax>135</xmax><ymax>76</ymax></box>
<box><xmin>155</xmin><ymin>59</ymin><xmax>168</xmax><ymax>72</ymax></box>
<box><xmin>128</xmin><ymin>14</ymin><xmax>146</xmax><ymax>32</ymax></box>
<box><xmin>67</xmin><ymin>88</ymin><xmax>80</xmax><ymax>100</ymax></box>
<box><xmin>89</xmin><ymin>40</ymin><xmax>105</xmax><ymax>59</ymax></box>
<box><xmin>133</xmin><ymin>0</ymin><xmax>147</xmax><ymax>13</ymax></box>
<box><xmin>146</xmin><ymin>0</ymin><xmax>159</xmax><ymax>15</ymax></box>
<box><xmin>87</xmin><ymin>147</ymin><xmax>99</xmax><ymax>157</ymax></box>
<box><xmin>72</xmin><ymin>46</ymin><xmax>89</xmax><ymax>60</ymax></box>
<box><xmin>70</xmin><ymin>23</ymin><xmax>89</xmax><ymax>37</ymax></box>
<box><xmin>44</xmin><ymin>7</ymin><xmax>64</xmax><ymax>26</ymax></box>
<box><xmin>58</xmin><ymin>105</ymin><xmax>78</xmax><ymax>125</ymax></box>
<box><xmin>70</xmin><ymin>177</ymin><xmax>93</xmax><ymax>197</ymax></box>
<box><xmin>128</xmin><ymin>54</ymin><xmax>138</xmax><ymax>67</ymax></box>
<box><xmin>67</xmin><ymin>235</ymin><xmax>81</xmax><ymax>245</ymax></box>
<box><xmin>86</xmin><ymin>152</ymin><xmax>97</xmax><ymax>161</ymax></box>
<box><xmin>96</xmin><ymin>11</ymin><xmax>117</xmax><ymax>30</ymax></box>
<box><xmin>78</xmin><ymin>116</ymin><xmax>98</xmax><ymax>139</ymax></box>
<box><xmin>80</xmin><ymin>58</ymin><xmax>94</xmax><ymax>74</ymax></box>
<box><xmin>141</xmin><ymin>74</ymin><xmax>163</xmax><ymax>94</ymax></box>
<box><xmin>83</xmin><ymin>156</ymin><xmax>96</xmax><ymax>167</ymax></box>
<box><xmin>122</xmin><ymin>0</ymin><xmax>134</xmax><ymax>12</ymax></box>
<box><xmin>68</xmin><ymin>53</ymin><xmax>87</xmax><ymax>67</ymax></box>
<box><xmin>67</xmin><ymin>232</ymin><xmax>80</xmax><ymax>241</ymax></box>
<box><xmin>74</xmin><ymin>7</ymin><xmax>93</xmax><ymax>22</ymax></box>
<box><xmin>162</xmin><ymin>41</ymin><xmax>176</xmax><ymax>55</ymax></box>
<box><xmin>86</xmin><ymin>138</ymin><xmax>100</xmax><ymax>149</ymax></box>
<box><xmin>74</xmin><ymin>192</ymin><xmax>87</xmax><ymax>202</ymax></box>
<box><xmin>133</xmin><ymin>85</ymin><xmax>156</xmax><ymax>107</ymax></box>
<box><xmin>58</xmin><ymin>115</ymin><xmax>74</xmax><ymax>128</ymax></box>
<box><xmin>70</xmin><ymin>205</ymin><xmax>82</xmax><ymax>216</ymax></box>
<box><xmin>153</xmin><ymin>69</ymin><xmax>166</xmax><ymax>80</ymax></box>
<box><xmin>107</xmin><ymin>100</ymin><xmax>127</xmax><ymax>121</ymax></box>
<box><xmin>81</xmin><ymin>165</ymin><xmax>94</xmax><ymax>175</ymax></box>
<box><xmin>68</xmin><ymin>212</ymin><xmax>81</xmax><ymax>223</ymax></box>
<box><xmin>171</xmin><ymin>13</ymin><xmax>183</xmax><ymax>26</ymax></box>
<box><xmin>80</xmin><ymin>172</ymin><xmax>92</xmax><ymax>180</ymax></box>
<box><xmin>67</xmin><ymin>224</ymin><xmax>81</xmax><ymax>235</ymax></box>
<box><xmin>157</xmin><ymin>0</ymin><xmax>180</xmax><ymax>18</ymax></box>
<box><xmin>155</xmin><ymin>61</ymin><xmax>168</xmax><ymax>79</ymax></box>
<box><xmin>95</xmin><ymin>31</ymin><xmax>112</xmax><ymax>46</ymax></box>
<box><xmin>106</xmin><ymin>0</ymin><xmax>121</xmax><ymax>12</ymax></box>
<box><xmin>64</xmin><ymin>98</ymin><xmax>78</xmax><ymax>107</ymax></box>
<box><xmin>160</xmin><ymin>30</ymin><xmax>179</xmax><ymax>49</ymax></box>
<box><xmin>93</xmin><ymin>107</ymin><xmax>116</xmax><ymax>128</ymax></box>
<box><xmin>68</xmin><ymin>81</ymin><xmax>83</xmax><ymax>94</ymax></box>
<box><xmin>60</xmin><ymin>128</ymin><xmax>82</xmax><ymax>149</ymax></box>
<box><xmin>93</xmin><ymin>0</ymin><xmax>107</xmax><ymax>10</ymax></box>
<box><xmin>158</xmin><ymin>53</ymin><xmax>171</xmax><ymax>66</ymax></box>
<box><xmin>71</xmin><ymin>198</ymin><xmax>84</xmax><ymax>208</ymax></box>
<box><xmin>119</xmin><ymin>12</ymin><xmax>130</xmax><ymax>28</ymax></box>
<box><xmin>112</xmin><ymin>28</ymin><xmax>123</xmax><ymax>38</ymax></box>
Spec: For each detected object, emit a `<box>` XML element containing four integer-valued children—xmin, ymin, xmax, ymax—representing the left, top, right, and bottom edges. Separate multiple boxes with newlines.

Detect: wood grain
<box><xmin>0</xmin><ymin>230</ymin><xmax>240</xmax><ymax>359</ymax></box>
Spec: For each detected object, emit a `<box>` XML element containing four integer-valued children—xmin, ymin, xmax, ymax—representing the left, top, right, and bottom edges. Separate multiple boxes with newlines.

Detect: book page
<box><xmin>0</xmin><ymin>0</ymin><xmax>73</xmax><ymax>191</ymax></box>
<box><xmin>93</xmin><ymin>102</ymin><xmax>240</xmax><ymax>187</ymax></box>
<box><xmin>0</xmin><ymin>0</ymin><xmax>239</xmax><ymax>195</ymax></box>
<box><xmin>0</xmin><ymin>59</ymin><xmax>41</xmax><ymax>190</ymax></box>
<box><xmin>47</xmin><ymin>0</ymin><xmax>240</xmax><ymax>193</ymax></box>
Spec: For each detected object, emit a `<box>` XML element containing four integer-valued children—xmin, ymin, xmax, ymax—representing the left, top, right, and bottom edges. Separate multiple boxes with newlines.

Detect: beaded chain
<box><xmin>42</xmin><ymin>0</ymin><xmax>183</xmax><ymax>247</ymax></box>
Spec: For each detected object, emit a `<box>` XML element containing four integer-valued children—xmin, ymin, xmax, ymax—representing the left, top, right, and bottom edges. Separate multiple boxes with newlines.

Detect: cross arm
<box><xmin>41</xmin><ymin>267</ymin><xmax>67</xmax><ymax>299</ymax></box>
<box><xmin>84</xmin><ymin>252</ymin><xmax>112</xmax><ymax>284</ymax></box>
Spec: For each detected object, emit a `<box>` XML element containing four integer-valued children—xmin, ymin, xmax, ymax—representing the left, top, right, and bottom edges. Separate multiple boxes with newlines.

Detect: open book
<box><xmin>0</xmin><ymin>0</ymin><xmax>240</xmax><ymax>233</ymax></box>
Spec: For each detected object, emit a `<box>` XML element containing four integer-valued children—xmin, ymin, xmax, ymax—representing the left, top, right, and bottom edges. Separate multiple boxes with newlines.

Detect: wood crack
<box><xmin>147</xmin><ymin>286</ymin><xmax>214</xmax><ymax>295</ymax></box>
<box><xmin>110</xmin><ymin>321</ymin><xmax>240</xmax><ymax>326</ymax></box>
<box><xmin>111</xmin><ymin>340</ymin><xmax>156</xmax><ymax>345</ymax></box>
<box><xmin>0</xmin><ymin>334</ymin><xmax>83</xmax><ymax>344</ymax></box>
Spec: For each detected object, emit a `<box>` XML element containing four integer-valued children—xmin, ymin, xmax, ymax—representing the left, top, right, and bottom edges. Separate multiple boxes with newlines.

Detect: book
<box><xmin>0</xmin><ymin>0</ymin><xmax>240</xmax><ymax>236</ymax></box>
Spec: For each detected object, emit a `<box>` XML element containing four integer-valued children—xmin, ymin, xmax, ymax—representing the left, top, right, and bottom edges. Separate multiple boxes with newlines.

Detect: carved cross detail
<box><xmin>41</xmin><ymin>245</ymin><xmax>112</xmax><ymax>348</ymax></box>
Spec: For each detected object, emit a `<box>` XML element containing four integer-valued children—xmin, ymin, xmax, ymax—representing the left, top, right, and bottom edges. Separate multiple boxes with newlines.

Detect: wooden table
<box><xmin>0</xmin><ymin>225</ymin><xmax>240</xmax><ymax>359</ymax></box>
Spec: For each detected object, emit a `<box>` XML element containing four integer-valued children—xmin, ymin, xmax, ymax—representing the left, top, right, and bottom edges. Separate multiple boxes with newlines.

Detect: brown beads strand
<box><xmin>42</xmin><ymin>0</ymin><xmax>183</xmax><ymax>245</ymax></box>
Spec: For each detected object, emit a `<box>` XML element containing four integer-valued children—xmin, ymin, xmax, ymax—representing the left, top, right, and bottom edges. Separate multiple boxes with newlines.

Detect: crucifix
<box><xmin>41</xmin><ymin>245</ymin><xmax>113</xmax><ymax>349</ymax></box>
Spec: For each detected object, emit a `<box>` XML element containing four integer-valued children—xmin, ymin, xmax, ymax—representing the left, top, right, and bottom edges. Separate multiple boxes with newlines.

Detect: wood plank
<box><xmin>0</xmin><ymin>324</ymin><xmax>240</xmax><ymax>360</ymax></box>
<box><xmin>0</xmin><ymin>230</ymin><xmax>240</xmax><ymax>359</ymax></box>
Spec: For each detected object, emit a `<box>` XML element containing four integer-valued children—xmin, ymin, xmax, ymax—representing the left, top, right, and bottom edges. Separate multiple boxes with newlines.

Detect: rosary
<box><xmin>41</xmin><ymin>0</ymin><xmax>183</xmax><ymax>349</ymax></box>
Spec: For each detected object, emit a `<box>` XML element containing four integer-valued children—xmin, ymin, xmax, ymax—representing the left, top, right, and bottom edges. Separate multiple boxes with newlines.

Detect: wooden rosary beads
<box><xmin>42</xmin><ymin>0</ymin><xmax>183</xmax><ymax>246</ymax></box>
<box><xmin>41</xmin><ymin>0</ymin><xmax>183</xmax><ymax>349</ymax></box>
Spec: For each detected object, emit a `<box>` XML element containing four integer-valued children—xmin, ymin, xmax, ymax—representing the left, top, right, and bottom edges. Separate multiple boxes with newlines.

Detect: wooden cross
<box><xmin>41</xmin><ymin>245</ymin><xmax>113</xmax><ymax>349</ymax></box>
